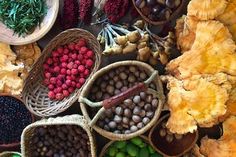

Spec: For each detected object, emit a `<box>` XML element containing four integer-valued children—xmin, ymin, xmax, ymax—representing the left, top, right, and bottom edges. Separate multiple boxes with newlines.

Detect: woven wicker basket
<box><xmin>80</xmin><ymin>61</ymin><xmax>165</xmax><ymax>141</ymax></box>
<box><xmin>0</xmin><ymin>152</ymin><xmax>21</xmax><ymax>157</ymax></box>
<box><xmin>98</xmin><ymin>136</ymin><xmax>151</xmax><ymax>157</ymax></box>
<box><xmin>22</xmin><ymin>28</ymin><xmax>101</xmax><ymax>117</ymax></box>
<box><xmin>132</xmin><ymin>0</ymin><xmax>186</xmax><ymax>26</ymax></box>
<box><xmin>21</xmin><ymin>115</ymin><xmax>96</xmax><ymax>157</ymax></box>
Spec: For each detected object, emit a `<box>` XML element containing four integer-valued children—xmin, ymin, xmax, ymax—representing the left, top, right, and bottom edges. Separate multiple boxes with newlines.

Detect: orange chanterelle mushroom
<box><xmin>164</xmin><ymin>6</ymin><xmax>236</xmax><ymax>134</ymax></box>
<box><xmin>200</xmin><ymin>116</ymin><xmax>236</xmax><ymax>157</ymax></box>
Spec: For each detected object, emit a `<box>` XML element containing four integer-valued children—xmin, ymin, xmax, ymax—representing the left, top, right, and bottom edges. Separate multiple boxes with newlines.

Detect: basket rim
<box><xmin>131</xmin><ymin>0</ymin><xmax>186</xmax><ymax>25</ymax></box>
<box><xmin>80</xmin><ymin>60</ymin><xmax>165</xmax><ymax>140</ymax></box>
<box><xmin>22</xmin><ymin>28</ymin><xmax>101</xmax><ymax>117</ymax></box>
<box><xmin>148</xmin><ymin>114</ymin><xmax>199</xmax><ymax>157</ymax></box>
<box><xmin>21</xmin><ymin>114</ymin><xmax>96</xmax><ymax>157</ymax></box>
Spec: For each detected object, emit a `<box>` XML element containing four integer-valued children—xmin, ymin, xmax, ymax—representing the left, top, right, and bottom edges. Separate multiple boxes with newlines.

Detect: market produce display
<box><xmin>29</xmin><ymin>125</ymin><xmax>91</xmax><ymax>157</ymax></box>
<box><xmin>43</xmin><ymin>39</ymin><xmax>95</xmax><ymax>100</ymax></box>
<box><xmin>0</xmin><ymin>95</ymin><xmax>33</xmax><ymax>146</ymax></box>
<box><xmin>1</xmin><ymin>0</ymin><xmax>236</xmax><ymax>157</ymax></box>
<box><xmin>0</xmin><ymin>0</ymin><xmax>47</xmax><ymax>37</ymax></box>
<box><xmin>101</xmin><ymin>137</ymin><xmax>162</xmax><ymax>157</ymax></box>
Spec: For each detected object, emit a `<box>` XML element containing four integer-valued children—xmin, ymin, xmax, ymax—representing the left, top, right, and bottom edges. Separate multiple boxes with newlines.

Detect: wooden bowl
<box><xmin>132</xmin><ymin>0</ymin><xmax>186</xmax><ymax>25</ymax></box>
<box><xmin>0</xmin><ymin>93</ymin><xmax>34</xmax><ymax>150</ymax></box>
<box><xmin>0</xmin><ymin>0</ymin><xmax>59</xmax><ymax>45</ymax></box>
<box><xmin>148</xmin><ymin>114</ymin><xmax>198</xmax><ymax>157</ymax></box>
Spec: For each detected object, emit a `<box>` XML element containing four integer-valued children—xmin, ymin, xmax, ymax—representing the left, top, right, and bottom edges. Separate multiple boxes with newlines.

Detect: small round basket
<box><xmin>0</xmin><ymin>151</ymin><xmax>21</xmax><ymax>157</ymax></box>
<box><xmin>132</xmin><ymin>0</ymin><xmax>186</xmax><ymax>26</ymax></box>
<box><xmin>22</xmin><ymin>28</ymin><xmax>101</xmax><ymax>117</ymax></box>
<box><xmin>21</xmin><ymin>115</ymin><xmax>96</xmax><ymax>157</ymax></box>
<box><xmin>99</xmin><ymin>136</ymin><xmax>155</xmax><ymax>157</ymax></box>
<box><xmin>80</xmin><ymin>61</ymin><xmax>165</xmax><ymax>141</ymax></box>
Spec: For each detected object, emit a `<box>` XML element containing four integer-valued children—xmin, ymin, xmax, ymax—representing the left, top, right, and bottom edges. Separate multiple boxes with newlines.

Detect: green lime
<box><xmin>12</xmin><ymin>154</ymin><xmax>21</xmax><ymax>157</ymax></box>
<box><xmin>120</xmin><ymin>146</ymin><xmax>127</xmax><ymax>152</ymax></box>
<box><xmin>116</xmin><ymin>152</ymin><xmax>126</xmax><ymax>157</ymax></box>
<box><xmin>150</xmin><ymin>152</ymin><xmax>163</xmax><ymax>157</ymax></box>
<box><xmin>130</xmin><ymin>137</ymin><xmax>143</xmax><ymax>146</ymax></box>
<box><xmin>148</xmin><ymin>145</ymin><xmax>155</xmax><ymax>154</ymax></box>
<box><xmin>114</xmin><ymin>141</ymin><xmax>127</xmax><ymax>149</ymax></box>
<box><xmin>126</xmin><ymin>143</ymin><xmax>139</xmax><ymax>157</ymax></box>
<box><xmin>108</xmin><ymin>146</ymin><xmax>118</xmax><ymax>156</ymax></box>
<box><xmin>139</xmin><ymin>147</ymin><xmax>149</xmax><ymax>157</ymax></box>
<box><xmin>139</xmin><ymin>142</ymin><xmax>147</xmax><ymax>148</ymax></box>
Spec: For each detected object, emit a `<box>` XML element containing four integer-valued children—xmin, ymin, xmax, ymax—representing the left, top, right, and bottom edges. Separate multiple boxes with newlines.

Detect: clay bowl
<box><xmin>0</xmin><ymin>93</ymin><xmax>34</xmax><ymax>151</ymax></box>
<box><xmin>132</xmin><ymin>0</ymin><xmax>186</xmax><ymax>25</ymax></box>
<box><xmin>0</xmin><ymin>0</ymin><xmax>59</xmax><ymax>45</ymax></box>
<box><xmin>148</xmin><ymin>114</ymin><xmax>198</xmax><ymax>157</ymax></box>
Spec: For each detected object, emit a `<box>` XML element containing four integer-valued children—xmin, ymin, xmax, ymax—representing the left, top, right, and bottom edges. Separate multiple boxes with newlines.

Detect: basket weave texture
<box><xmin>80</xmin><ymin>61</ymin><xmax>165</xmax><ymax>141</ymax></box>
<box><xmin>0</xmin><ymin>152</ymin><xmax>21</xmax><ymax>157</ymax></box>
<box><xmin>21</xmin><ymin>115</ymin><xmax>96</xmax><ymax>157</ymax></box>
<box><xmin>22</xmin><ymin>28</ymin><xmax>101</xmax><ymax>117</ymax></box>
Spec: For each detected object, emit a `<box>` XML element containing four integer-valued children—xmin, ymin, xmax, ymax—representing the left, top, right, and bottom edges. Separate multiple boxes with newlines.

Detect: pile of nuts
<box><xmin>43</xmin><ymin>39</ymin><xmax>95</xmax><ymax>100</ymax></box>
<box><xmin>30</xmin><ymin>125</ymin><xmax>91</xmax><ymax>157</ymax></box>
<box><xmin>90</xmin><ymin>65</ymin><xmax>159</xmax><ymax>134</ymax></box>
<box><xmin>135</xmin><ymin>0</ymin><xmax>181</xmax><ymax>21</ymax></box>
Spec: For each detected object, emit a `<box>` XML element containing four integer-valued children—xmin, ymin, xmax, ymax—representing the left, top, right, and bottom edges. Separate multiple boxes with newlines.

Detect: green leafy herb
<box><xmin>0</xmin><ymin>0</ymin><xmax>47</xmax><ymax>37</ymax></box>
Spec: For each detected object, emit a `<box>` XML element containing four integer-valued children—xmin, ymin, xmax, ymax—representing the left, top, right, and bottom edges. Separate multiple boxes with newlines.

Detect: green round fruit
<box><xmin>130</xmin><ymin>137</ymin><xmax>143</xmax><ymax>146</ymax></box>
<box><xmin>108</xmin><ymin>146</ymin><xmax>118</xmax><ymax>156</ymax></box>
<box><xmin>139</xmin><ymin>147</ymin><xmax>149</xmax><ymax>157</ymax></box>
<box><xmin>12</xmin><ymin>154</ymin><xmax>21</xmax><ymax>157</ymax></box>
<box><xmin>127</xmin><ymin>143</ymin><xmax>139</xmax><ymax>157</ymax></box>
<box><xmin>116</xmin><ymin>152</ymin><xmax>126</xmax><ymax>157</ymax></box>
<box><xmin>115</xmin><ymin>141</ymin><xmax>127</xmax><ymax>149</ymax></box>
<box><xmin>150</xmin><ymin>152</ymin><xmax>163</xmax><ymax>157</ymax></box>
<box><xmin>148</xmin><ymin>145</ymin><xmax>155</xmax><ymax>154</ymax></box>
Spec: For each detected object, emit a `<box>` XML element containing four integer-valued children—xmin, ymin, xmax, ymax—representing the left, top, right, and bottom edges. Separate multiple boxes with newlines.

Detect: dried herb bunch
<box><xmin>0</xmin><ymin>0</ymin><xmax>47</xmax><ymax>37</ymax></box>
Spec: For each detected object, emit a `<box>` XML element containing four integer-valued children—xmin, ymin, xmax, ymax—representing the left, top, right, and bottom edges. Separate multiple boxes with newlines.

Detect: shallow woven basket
<box><xmin>132</xmin><ymin>0</ymin><xmax>186</xmax><ymax>25</ymax></box>
<box><xmin>0</xmin><ymin>152</ymin><xmax>21</xmax><ymax>157</ymax></box>
<box><xmin>21</xmin><ymin>115</ymin><xmax>96</xmax><ymax>157</ymax></box>
<box><xmin>98</xmin><ymin>135</ymin><xmax>150</xmax><ymax>157</ymax></box>
<box><xmin>22</xmin><ymin>28</ymin><xmax>101</xmax><ymax>117</ymax></box>
<box><xmin>80</xmin><ymin>61</ymin><xmax>165</xmax><ymax>141</ymax></box>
